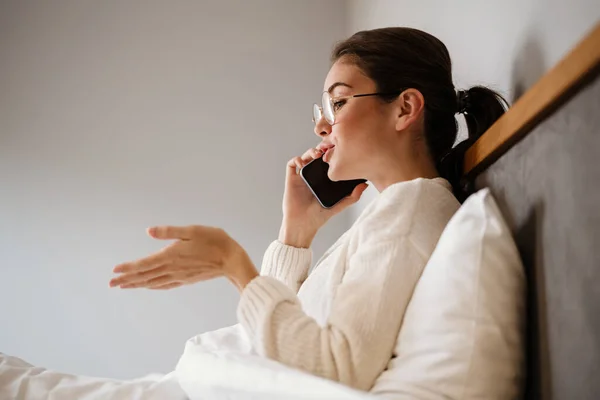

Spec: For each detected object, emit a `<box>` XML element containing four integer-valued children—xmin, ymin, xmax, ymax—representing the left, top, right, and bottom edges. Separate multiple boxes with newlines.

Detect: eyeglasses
<box><xmin>312</xmin><ymin>90</ymin><xmax>403</xmax><ymax>126</ymax></box>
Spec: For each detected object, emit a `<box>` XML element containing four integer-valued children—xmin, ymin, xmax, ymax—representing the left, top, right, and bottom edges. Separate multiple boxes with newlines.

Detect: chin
<box><xmin>327</xmin><ymin>161</ymin><xmax>348</xmax><ymax>182</ymax></box>
<box><xmin>328</xmin><ymin>157</ymin><xmax>363</xmax><ymax>182</ymax></box>
<box><xmin>326</xmin><ymin>161</ymin><xmax>340</xmax><ymax>181</ymax></box>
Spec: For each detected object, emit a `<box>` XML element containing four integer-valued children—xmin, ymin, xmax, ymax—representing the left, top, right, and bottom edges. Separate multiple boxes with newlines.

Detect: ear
<box><xmin>394</xmin><ymin>89</ymin><xmax>425</xmax><ymax>131</ymax></box>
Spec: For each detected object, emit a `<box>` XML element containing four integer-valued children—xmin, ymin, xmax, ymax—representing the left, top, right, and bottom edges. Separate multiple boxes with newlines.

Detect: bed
<box><xmin>1</xmin><ymin>22</ymin><xmax>599</xmax><ymax>400</ymax></box>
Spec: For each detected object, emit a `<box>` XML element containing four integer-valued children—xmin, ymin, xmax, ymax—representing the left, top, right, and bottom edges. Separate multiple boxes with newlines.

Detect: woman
<box><xmin>109</xmin><ymin>27</ymin><xmax>507</xmax><ymax>391</ymax></box>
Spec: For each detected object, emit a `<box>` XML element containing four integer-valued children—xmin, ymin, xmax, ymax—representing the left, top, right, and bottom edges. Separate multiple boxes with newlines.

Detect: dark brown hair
<box><xmin>331</xmin><ymin>27</ymin><xmax>508</xmax><ymax>200</ymax></box>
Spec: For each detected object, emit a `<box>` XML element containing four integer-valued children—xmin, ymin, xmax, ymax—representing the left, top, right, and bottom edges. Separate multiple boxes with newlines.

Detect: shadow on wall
<box><xmin>510</xmin><ymin>30</ymin><xmax>547</xmax><ymax>103</ymax></box>
<box><xmin>514</xmin><ymin>202</ymin><xmax>552</xmax><ymax>400</ymax></box>
<box><xmin>484</xmin><ymin>186</ymin><xmax>551</xmax><ymax>400</ymax></box>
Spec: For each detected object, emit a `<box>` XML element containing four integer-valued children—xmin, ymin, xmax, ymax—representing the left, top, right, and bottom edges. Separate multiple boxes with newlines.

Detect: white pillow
<box><xmin>370</xmin><ymin>188</ymin><xmax>526</xmax><ymax>399</ymax></box>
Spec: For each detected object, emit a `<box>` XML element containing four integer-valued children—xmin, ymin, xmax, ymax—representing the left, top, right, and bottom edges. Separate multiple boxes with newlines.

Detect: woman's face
<box><xmin>315</xmin><ymin>58</ymin><xmax>398</xmax><ymax>182</ymax></box>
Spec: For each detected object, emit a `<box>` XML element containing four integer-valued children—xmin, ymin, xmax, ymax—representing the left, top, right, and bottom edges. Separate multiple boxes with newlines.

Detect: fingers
<box><xmin>109</xmin><ymin>264</ymin><xmax>169</xmax><ymax>287</ymax></box>
<box><xmin>148</xmin><ymin>225</ymin><xmax>196</xmax><ymax>240</ymax></box>
<box><xmin>286</xmin><ymin>147</ymin><xmax>323</xmax><ymax>176</ymax></box>
<box><xmin>332</xmin><ymin>182</ymin><xmax>369</xmax><ymax>212</ymax></box>
<box><xmin>286</xmin><ymin>156</ymin><xmax>303</xmax><ymax>174</ymax></box>
<box><xmin>112</xmin><ymin>250</ymin><xmax>168</xmax><ymax>274</ymax></box>
<box><xmin>121</xmin><ymin>277</ymin><xmax>178</xmax><ymax>290</ymax></box>
<box><xmin>352</xmin><ymin>182</ymin><xmax>370</xmax><ymax>197</ymax></box>
<box><xmin>301</xmin><ymin>147</ymin><xmax>323</xmax><ymax>162</ymax></box>
<box><xmin>110</xmin><ymin>225</ymin><xmax>232</xmax><ymax>290</ymax></box>
<box><xmin>151</xmin><ymin>282</ymin><xmax>182</xmax><ymax>290</ymax></box>
<box><xmin>144</xmin><ymin>274</ymin><xmax>178</xmax><ymax>288</ymax></box>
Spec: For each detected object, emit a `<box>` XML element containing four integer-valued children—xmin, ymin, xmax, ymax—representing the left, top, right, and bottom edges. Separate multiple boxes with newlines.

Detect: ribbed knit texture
<box><xmin>259</xmin><ymin>240</ymin><xmax>312</xmax><ymax>293</ymax></box>
<box><xmin>236</xmin><ymin>177</ymin><xmax>460</xmax><ymax>392</ymax></box>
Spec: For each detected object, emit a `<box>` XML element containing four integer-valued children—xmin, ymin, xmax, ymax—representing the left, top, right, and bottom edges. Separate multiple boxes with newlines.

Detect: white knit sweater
<box><xmin>236</xmin><ymin>177</ymin><xmax>460</xmax><ymax>391</ymax></box>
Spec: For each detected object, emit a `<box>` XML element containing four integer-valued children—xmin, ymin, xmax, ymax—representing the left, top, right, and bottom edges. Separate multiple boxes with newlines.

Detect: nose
<box><xmin>313</xmin><ymin>116</ymin><xmax>332</xmax><ymax>138</ymax></box>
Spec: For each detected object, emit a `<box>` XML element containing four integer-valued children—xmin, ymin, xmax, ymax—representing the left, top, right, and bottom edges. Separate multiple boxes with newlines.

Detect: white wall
<box><xmin>348</xmin><ymin>0</ymin><xmax>600</xmax><ymax>217</ymax></box>
<box><xmin>0</xmin><ymin>0</ymin><xmax>348</xmax><ymax>379</ymax></box>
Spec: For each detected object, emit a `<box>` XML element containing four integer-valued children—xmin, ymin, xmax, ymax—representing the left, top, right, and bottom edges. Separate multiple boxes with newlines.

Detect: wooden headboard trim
<box><xmin>464</xmin><ymin>23</ymin><xmax>600</xmax><ymax>176</ymax></box>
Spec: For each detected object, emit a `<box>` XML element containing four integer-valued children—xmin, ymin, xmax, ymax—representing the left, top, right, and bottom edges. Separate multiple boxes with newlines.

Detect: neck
<box><xmin>367</xmin><ymin>140</ymin><xmax>439</xmax><ymax>192</ymax></box>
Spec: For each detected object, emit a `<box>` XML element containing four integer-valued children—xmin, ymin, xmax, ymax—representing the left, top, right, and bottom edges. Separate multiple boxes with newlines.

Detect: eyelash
<box><xmin>333</xmin><ymin>100</ymin><xmax>346</xmax><ymax>111</ymax></box>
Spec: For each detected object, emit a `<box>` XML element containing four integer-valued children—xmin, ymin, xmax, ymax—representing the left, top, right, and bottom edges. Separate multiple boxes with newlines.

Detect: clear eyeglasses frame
<box><xmin>312</xmin><ymin>90</ymin><xmax>403</xmax><ymax>126</ymax></box>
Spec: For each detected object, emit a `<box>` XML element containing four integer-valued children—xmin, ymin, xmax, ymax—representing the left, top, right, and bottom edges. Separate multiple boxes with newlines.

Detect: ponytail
<box><xmin>438</xmin><ymin>86</ymin><xmax>509</xmax><ymax>201</ymax></box>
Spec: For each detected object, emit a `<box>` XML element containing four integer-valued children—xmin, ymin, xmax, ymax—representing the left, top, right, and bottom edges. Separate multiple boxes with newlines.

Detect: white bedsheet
<box><xmin>0</xmin><ymin>352</ymin><xmax>187</xmax><ymax>400</ymax></box>
<box><xmin>175</xmin><ymin>324</ymin><xmax>376</xmax><ymax>400</ymax></box>
<box><xmin>1</xmin><ymin>326</ymin><xmax>376</xmax><ymax>400</ymax></box>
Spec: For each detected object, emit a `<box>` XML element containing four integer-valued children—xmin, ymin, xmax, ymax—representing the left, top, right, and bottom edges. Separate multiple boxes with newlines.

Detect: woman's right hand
<box><xmin>279</xmin><ymin>147</ymin><xmax>368</xmax><ymax>248</ymax></box>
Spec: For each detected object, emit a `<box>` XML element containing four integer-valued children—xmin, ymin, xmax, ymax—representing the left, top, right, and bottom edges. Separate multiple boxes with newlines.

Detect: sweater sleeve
<box><xmin>236</xmin><ymin>237</ymin><xmax>427</xmax><ymax>391</ymax></box>
<box><xmin>258</xmin><ymin>240</ymin><xmax>312</xmax><ymax>293</ymax></box>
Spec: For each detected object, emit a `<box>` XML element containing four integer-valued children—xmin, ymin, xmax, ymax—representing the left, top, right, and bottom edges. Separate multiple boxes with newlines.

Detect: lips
<box><xmin>318</xmin><ymin>143</ymin><xmax>335</xmax><ymax>152</ymax></box>
<box><xmin>317</xmin><ymin>142</ymin><xmax>335</xmax><ymax>162</ymax></box>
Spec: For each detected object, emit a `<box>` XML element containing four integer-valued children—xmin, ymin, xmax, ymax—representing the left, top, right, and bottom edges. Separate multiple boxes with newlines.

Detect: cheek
<box><xmin>329</xmin><ymin>127</ymin><xmax>371</xmax><ymax>178</ymax></box>
<box><xmin>329</xmin><ymin>103</ymin><xmax>384</xmax><ymax>175</ymax></box>
<box><xmin>335</xmin><ymin>120</ymin><xmax>376</xmax><ymax>155</ymax></box>
<box><xmin>335</xmin><ymin>108</ymin><xmax>369</xmax><ymax>145</ymax></box>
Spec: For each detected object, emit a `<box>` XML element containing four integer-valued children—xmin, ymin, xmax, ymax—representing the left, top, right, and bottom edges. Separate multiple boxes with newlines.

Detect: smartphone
<box><xmin>300</xmin><ymin>157</ymin><xmax>367</xmax><ymax>209</ymax></box>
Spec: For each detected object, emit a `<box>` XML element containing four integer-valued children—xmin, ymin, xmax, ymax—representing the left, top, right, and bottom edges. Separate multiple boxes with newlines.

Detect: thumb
<box><xmin>147</xmin><ymin>225</ymin><xmax>195</xmax><ymax>240</ymax></box>
<box><xmin>331</xmin><ymin>182</ymin><xmax>369</xmax><ymax>213</ymax></box>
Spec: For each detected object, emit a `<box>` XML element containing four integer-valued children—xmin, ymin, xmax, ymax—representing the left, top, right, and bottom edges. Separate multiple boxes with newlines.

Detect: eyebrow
<box><xmin>327</xmin><ymin>82</ymin><xmax>353</xmax><ymax>93</ymax></box>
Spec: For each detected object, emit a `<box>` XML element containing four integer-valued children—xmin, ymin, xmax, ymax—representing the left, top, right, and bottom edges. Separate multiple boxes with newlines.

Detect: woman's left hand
<box><xmin>109</xmin><ymin>225</ymin><xmax>259</xmax><ymax>292</ymax></box>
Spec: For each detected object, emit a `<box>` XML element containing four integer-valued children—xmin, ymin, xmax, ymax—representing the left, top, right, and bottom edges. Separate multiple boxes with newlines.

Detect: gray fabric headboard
<box><xmin>475</xmin><ymin>71</ymin><xmax>600</xmax><ymax>400</ymax></box>
<box><xmin>465</xmin><ymin>24</ymin><xmax>600</xmax><ymax>400</ymax></box>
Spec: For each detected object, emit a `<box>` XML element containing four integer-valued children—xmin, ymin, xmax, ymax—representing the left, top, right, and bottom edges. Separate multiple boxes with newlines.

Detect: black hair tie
<box><xmin>457</xmin><ymin>90</ymin><xmax>470</xmax><ymax>114</ymax></box>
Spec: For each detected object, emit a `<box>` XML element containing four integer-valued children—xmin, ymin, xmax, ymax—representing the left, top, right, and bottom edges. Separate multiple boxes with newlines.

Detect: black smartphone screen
<box><xmin>300</xmin><ymin>157</ymin><xmax>367</xmax><ymax>208</ymax></box>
